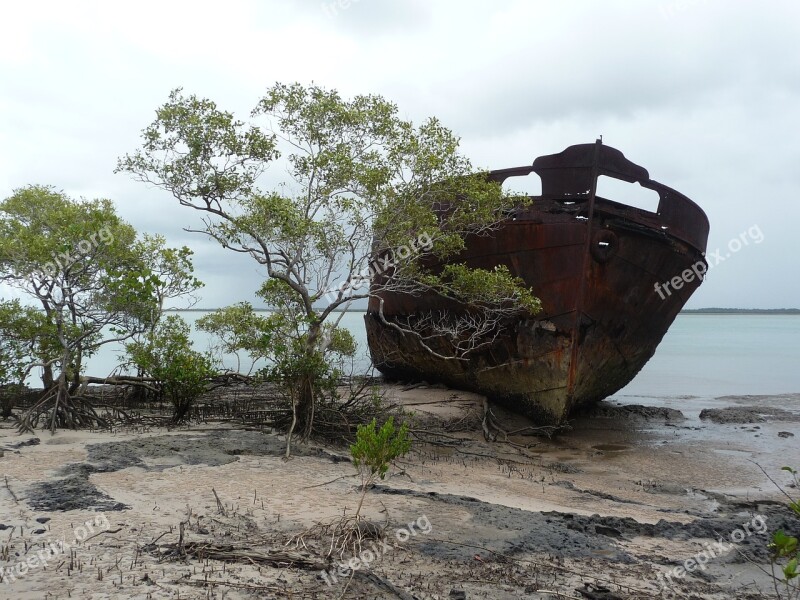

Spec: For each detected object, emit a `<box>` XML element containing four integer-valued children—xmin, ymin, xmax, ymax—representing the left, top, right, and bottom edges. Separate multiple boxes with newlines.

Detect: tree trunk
<box><xmin>0</xmin><ymin>390</ymin><xmax>14</xmax><ymax>419</ymax></box>
<box><xmin>293</xmin><ymin>324</ymin><xmax>322</xmax><ymax>441</ymax></box>
<box><xmin>68</xmin><ymin>352</ymin><xmax>82</xmax><ymax>394</ymax></box>
<box><xmin>50</xmin><ymin>372</ymin><xmax>69</xmax><ymax>433</ymax></box>
<box><xmin>284</xmin><ymin>390</ymin><xmax>297</xmax><ymax>459</ymax></box>
<box><xmin>41</xmin><ymin>364</ymin><xmax>54</xmax><ymax>390</ymax></box>
<box><xmin>294</xmin><ymin>372</ymin><xmax>315</xmax><ymax>441</ymax></box>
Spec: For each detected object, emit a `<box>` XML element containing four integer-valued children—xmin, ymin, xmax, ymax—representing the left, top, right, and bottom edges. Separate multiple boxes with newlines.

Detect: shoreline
<box><xmin>1</xmin><ymin>386</ymin><xmax>799</xmax><ymax>598</ymax></box>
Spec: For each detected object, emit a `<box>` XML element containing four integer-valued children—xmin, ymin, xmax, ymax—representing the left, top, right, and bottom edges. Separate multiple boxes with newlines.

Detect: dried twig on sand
<box><xmin>211</xmin><ymin>487</ymin><xmax>227</xmax><ymax>516</ymax></box>
<box><xmin>353</xmin><ymin>570</ymin><xmax>416</xmax><ymax>599</ymax></box>
<box><xmin>4</xmin><ymin>476</ymin><xmax>18</xmax><ymax>503</ymax></box>
<box><xmin>148</xmin><ymin>541</ymin><xmax>327</xmax><ymax>571</ymax></box>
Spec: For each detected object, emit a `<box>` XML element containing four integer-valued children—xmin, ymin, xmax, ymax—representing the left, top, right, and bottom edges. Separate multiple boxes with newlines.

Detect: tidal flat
<box><xmin>1</xmin><ymin>386</ymin><xmax>799</xmax><ymax>599</ymax></box>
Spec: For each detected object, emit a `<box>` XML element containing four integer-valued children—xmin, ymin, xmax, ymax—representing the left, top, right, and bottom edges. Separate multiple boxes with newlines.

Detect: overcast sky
<box><xmin>1</xmin><ymin>0</ymin><xmax>798</xmax><ymax>309</ymax></box>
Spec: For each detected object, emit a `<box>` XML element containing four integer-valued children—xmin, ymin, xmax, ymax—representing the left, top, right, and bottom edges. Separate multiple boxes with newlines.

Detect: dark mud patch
<box><xmin>25</xmin><ymin>429</ymin><xmax>344</xmax><ymax>512</ymax></box>
<box><xmin>545</xmin><ymin>461</ymin><xmax>582</xmax><ymax>474</ymax></box>
<box><xmin>82</xmin><ymin>430</ymin><xmax>314</xmax><ymax>472</ymax></box>
<box><xmin>1</xmin><ymin>436</ymin><xmax>41</xmax><ymax>458</ymax></box>
<box><xmin>585</xmin><ymin>403</ymin><xmax>685</xmax><ymax>422</ymax></box>
<box><xmin>700</xmin><ymin>406</ymin><xmax>800</xmax><ymax>424</ymax></box>
<box><xmin>376</xmin><ymin>486</ymin><xmax>633</xmax><ymax>562</ymax></box>
<box><xmin>641</xmin><ymin>481</ymin><xmax>690</xmax><ymax>496</ymax></box>
<box><xmin>552</xmin><ymin>480</ymin><xmax>645</xmax><ymax>505</ymax></box>
<box><xmin>375</xmin><ymin>486</ymin><xmax>799</xmax><ymax>565</ymax></box>
<box><xmin>28</xmin><ymin>475</ymin><xmax>129</xmax><ymax>512</ymax></box>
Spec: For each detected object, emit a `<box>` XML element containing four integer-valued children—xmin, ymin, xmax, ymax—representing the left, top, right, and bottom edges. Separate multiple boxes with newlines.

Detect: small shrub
<box><xmin>125</xmin><ymin>316</ymin><xmax>215</xmax><ymax>423</ymax></box>
<box><xmin>350</xmin><ymin>416</ymin><xmax>411</xmax><ymax>517</ymax></box>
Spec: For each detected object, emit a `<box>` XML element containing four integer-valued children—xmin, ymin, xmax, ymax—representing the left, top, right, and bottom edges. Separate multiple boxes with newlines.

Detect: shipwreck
<box><xmin>365</xmin><ymin>140</ymin><xmax>710</xmax><ymax>424</ymax></box>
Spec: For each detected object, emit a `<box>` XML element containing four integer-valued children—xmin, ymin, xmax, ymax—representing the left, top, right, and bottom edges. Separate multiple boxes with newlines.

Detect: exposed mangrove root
<box><xmin>482</xmin><ymin>398</ymin><xmax>561</xmax><ymax>442</ymax></box>
<box><xmin>11</xmin><ymin>374</ymin><xmax>398</xmax><ymax>443</ymax></box>
<box><xmin>288</xmin><ymin>514</ymin><xmax>385</xmax><ymax>560</ymax></box>
<box><xmin>17</xmin><ymin>385</ymin><xmax>112</xmax><ymax>433</ymax></box>
<box><xmin>274</xmin><ymin>381</ymin><xmax>397</xmax><ymax>447</ymax></box>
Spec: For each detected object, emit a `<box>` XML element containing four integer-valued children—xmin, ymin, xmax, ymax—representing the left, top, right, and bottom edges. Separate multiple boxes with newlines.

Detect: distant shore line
<box><xmin>164</xmin><ymin>308</ymin><xmax>800</xmax><ymax>315</ymax></box>
<box><xmin>681</xmin><ymin>308</ymin><xmax>800</xmax><ymax>314</ymax></box>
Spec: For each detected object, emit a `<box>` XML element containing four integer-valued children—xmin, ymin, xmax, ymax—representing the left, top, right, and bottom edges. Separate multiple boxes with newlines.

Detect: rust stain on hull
<box><xmin>365</xmin><ymin>141</ymin><xmax>710</xmax><ymax>424</ymax></box>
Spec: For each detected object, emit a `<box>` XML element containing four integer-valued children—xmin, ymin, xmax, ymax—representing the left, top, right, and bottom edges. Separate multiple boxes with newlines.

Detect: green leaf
<box><xmin>783</xmin><ymin>557</ymin><xmax>798</xmax><ymax>580</ymax></box>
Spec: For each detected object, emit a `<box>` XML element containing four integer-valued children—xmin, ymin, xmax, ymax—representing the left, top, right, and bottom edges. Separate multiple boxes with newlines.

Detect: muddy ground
<box><xmin>1</xmin><ymin>387</ymin><xmax>799</xmax><ymax>599</ymax></box>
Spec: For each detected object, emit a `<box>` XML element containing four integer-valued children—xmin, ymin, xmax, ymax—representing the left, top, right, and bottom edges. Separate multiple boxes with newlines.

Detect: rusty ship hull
<box><xmin>365</xmin><ymin>141</ymin><xmax>710</xmax><ymax>424</ymax></box>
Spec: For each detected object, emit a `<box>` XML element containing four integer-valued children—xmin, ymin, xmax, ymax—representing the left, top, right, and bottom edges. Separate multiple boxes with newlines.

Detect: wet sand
<box><xmin>1</xmin><ymin>386</ymin><xmax>799</xmax><ymax>599</ymax></box>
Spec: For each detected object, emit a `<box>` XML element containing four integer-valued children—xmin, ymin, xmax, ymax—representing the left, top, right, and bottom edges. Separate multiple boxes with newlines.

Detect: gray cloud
<box><xmin>1</xmin><ymin>0</ymin><xmax>797</xmax><ymax>309</ymax></box>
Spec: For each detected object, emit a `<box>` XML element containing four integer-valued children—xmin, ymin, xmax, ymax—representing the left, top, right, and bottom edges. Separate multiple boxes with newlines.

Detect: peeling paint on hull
<box><xmin>365</xmin><ymin>141</ymin><xmax>710</xmax><ymax>424</ymax></box>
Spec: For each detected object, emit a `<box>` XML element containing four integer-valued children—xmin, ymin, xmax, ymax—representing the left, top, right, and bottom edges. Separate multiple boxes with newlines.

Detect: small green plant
<box><xmin>125</xmin><ymin>315</ymin><xmax>215</xmax><ymax>424</ymax></box>
<box><xmin>783</xmin><ymin>467</ymin><xmax>800</xmax><ymax>517</ymax></box>
<box><xmin>350</xmin><ymin>417</ymin><xmax>412</xmax><ymax>518</ymax></box>
<box><xmin>768</xmin><ymin>466</ymin><xmax>800</xmax><ymax>599</ymax></box>
<box><xmin>286</xmin><ymin>416</ymin><xmax>411</xmax><ymax>562</ymax></box>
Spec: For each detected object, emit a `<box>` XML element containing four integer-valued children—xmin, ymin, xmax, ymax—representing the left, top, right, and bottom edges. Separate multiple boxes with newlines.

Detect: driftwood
<box><xmin>182</xmin><ymin>545</ymin><xmax>415</xmax><ymax>600</ymax></box>
<box><xmin>148</xmin><ymin>541</ymin><xmax>327</xmax><ymax>571</ymax></box>
<box><xmin>81</xmin><ymin>375</ymin><xmax>158</xmax><ymax>387</ymax></box>
<box><xmin>354</xmin><ymin>571</ymin><xmax>416</xmax><ymax>599</ymax></box>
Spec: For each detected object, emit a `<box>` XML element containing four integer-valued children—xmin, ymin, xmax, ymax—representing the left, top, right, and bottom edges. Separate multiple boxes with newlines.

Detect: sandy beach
<box><xmin>1</xmin><ymin>386</ymin><xmax>799</xmax><ymax>599</ymax></box>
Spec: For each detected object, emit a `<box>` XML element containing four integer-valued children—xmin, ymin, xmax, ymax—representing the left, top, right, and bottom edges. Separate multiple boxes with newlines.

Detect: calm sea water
<box><xmin>78</xmin><ymin>313</ymin><xmax>800</xmax><ymax>402</ymax></box>
<box><xmin>618</xmin><ymin>315</ymin><xmax>800</xmax><ymax>399</ymax></box>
